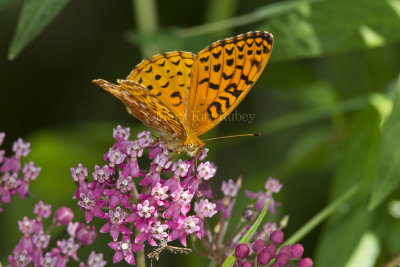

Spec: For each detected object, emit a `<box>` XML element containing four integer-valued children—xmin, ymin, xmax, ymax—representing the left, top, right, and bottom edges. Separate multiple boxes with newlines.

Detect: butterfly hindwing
<box><xmin>93</xmin><ymin>79</ymin><xmax>186</xmax><ymax>138</ymax></box>
<box><xmin>187</xmin><ymin>31</ymin><xmax>273</xmax><ymax>135</ymax></box>
<box><xmin>127</xmin><ymin>52</ymin><xmax>195</xmax><ymax>124</ymax></box>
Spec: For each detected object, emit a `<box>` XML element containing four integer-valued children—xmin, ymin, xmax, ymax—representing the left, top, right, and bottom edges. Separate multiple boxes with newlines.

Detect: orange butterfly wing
<box><xmin>126</xmin><ymin>52</ymin><xmax>195</xmax><ymax>124</ymax></box>
<box><xmin>93</xmin><ymin>79</ymin><xmax>186</xmax><ymax>139</ymax></box>
<box><xmin>187</xmin><ymin>31</ymin><xmax>273</xmax><ymax>135</ymax></box>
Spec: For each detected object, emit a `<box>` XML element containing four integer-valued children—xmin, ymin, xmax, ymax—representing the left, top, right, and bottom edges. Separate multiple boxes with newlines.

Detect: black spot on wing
<box><xmin>199</xmin><ymin>78</ymin><xmax>209</xmax><ymax>84</ymax></box>
<box><xmin>225</xmin><ymin>47</ymin><xmax>234</xmax><ymax>55</ymax></box>
<box><xmin>209</xmin><ymin>83</ymin><xmax>220</xmax><ymax>90</ymax></box>
<box><xmin>213</xmin><ymin>64</ymin><xmax>221</xmax><ymax>72</ymax></box>
<box><xmin>171</xmin><ymin>59</ymin><xmax>181</xmax><ymax>65</ymax></box>
<box><xmin>212</xmin><ymin>50</ymin><xmax>222</xmax><ymax>59</ymax></box>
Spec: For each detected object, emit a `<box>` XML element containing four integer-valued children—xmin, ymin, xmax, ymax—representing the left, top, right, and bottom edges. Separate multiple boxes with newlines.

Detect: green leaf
<box><xmin>369</xmin><ymin>75</ymin><xmax>400</xmax><ymax>210</ymax></box>
<box><xmin>314</xmin><ymin>107</ymin><xmax>381</xmax><ymax>267</ymax></box>
<box><xmin>8</xmin><ymin>0</ymin><xmax>69</xmax><ymax>60</ymax></box>
<box><xmin>344</xmin><ymin>232</ymin><xmax>380</xmax><ymax>267</ymax></box>
<box><xmin>262</xmin><ymin>0</ymin><xmax>400</xmax><ymax>61</ymax></box>
<box><xmin>221</xmin><ymin>200</ymin><xmax>269</xmax><ymax>267</ymax></box>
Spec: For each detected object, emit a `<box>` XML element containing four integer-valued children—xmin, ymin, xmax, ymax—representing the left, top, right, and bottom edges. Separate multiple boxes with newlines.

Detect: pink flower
<box><xmin>137</xmin><ymin>200</ymin><xmax>156</xmax><ymax>218</ymax></box>
<box><xmin>197</xmin><ymin>161</ymin><xmax>216</xmax><ymax>180</ymax></box>
<box><xmin>71</xmin><ymin>163</ymin><xmax>88</xmax><ymax>183</ymax></box>
<box><xmin>77</xmin><ymin>190</ymin><xmax>106</xmax><ymax>222</ymax></box>
<box><xmin>127</xmin><ymin>140</ymin><xmax>144</xmax><ymax>158</ymax></box>
<box><xmin>137</xmin><ymin>131</ymin><xmax>153</xmax><ymax>147</ymax></box>
<box><xmin>222</xmin><ymin>178</ymin><xmax>241</xmax><ymax>197</ymax></box>
<box><xmin>34</xmin><ymin>201</ymin><xmax>52</xmax><ymax>218</ymax></box>
<box><xmin>92</xmin><ymin>165</ymin><xmax>111</xmax><ymax>183</ymax></box>
<box><xmin>108</xmin><ymin>235</ymin><xmax>144</xmax><ymax>265</ymax></box>
<box><xmin>151</xmin><ymin>221</ymin><xmax>169</xmax><ymax>241</ymax></box>
<box><xmin>195</xmin><ymin>199</ymin><xmax>217</xmax><ymax>218</ymax></box>
<box><xmin>22</xmin><ymin>161</ymin><xmax>41</xmax><ymax>180</ymax></box>
<box><xmin>151</xmin><ymin>182</ymin><xmax>169</xmax><ymax>205</ymax></box>
<box><xmin>163</xmin><ymin>187</ymin><xmax>193</xmax><ymax>220</ymax></box>
<box><xmin>103</xmin><ymin>176</ymin><xmax>133</xmax><ymax>209</ymax></box>
<box><xmin>86</xmin><ymin>251</ymin><xmax>107</xmax><ymax>267</ymax></box>
<box><xmin>100</xmin><ymin>207</ymin><xmax>132</xmax><ymax>241</ymax></box>
<box><xmin>57</xmin><ymin>237</ymin><xmax>79</xmax><ymax>258</ymax></box>
<box><xmin>12</xmin><ymin>138</ymin><xmax>30</xmax><ymax>157</ymax></box>
<box><xmin>107</xmin><ymin>148</ymin><xmax>126</xmax><ymax>166</ymax></box>
<box><xmin>245</xmin><ymin>177</ymin><xmax>282</xmax><ymax>214</ymax></box>
<box><xmin>172</xmin><ymin>159</ymin><xmax>191</xmax><ymax>177</ymax></box>
<box><xmin>9</xmin><ymin>249</ymin><xmax>32</xmax><ymax>267</ymax></box>
<box><xmin>113</xmin><ymin>125</ymin><xmax>130</xmax><ymax>141</ymax></box>
<box><xmin>167</xmin><ymin>215</ymin><xmax>201</xmax><ymax>246</ymax></box>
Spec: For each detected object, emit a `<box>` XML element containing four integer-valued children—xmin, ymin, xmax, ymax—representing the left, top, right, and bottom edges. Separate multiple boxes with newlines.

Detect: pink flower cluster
<box><xmin>72</xmin><ymin>126</ymin><xmax>218</xmax><ymax>265</ymax></box>
<box><xmin>7</xmin><ymin>201</ymin><xmax>105</xmax><ymax>267</ymax></box>
<box><xmin>0</xmin><ymin>133</ymin><xmax>40</xmax><ymax>213</ymax></box>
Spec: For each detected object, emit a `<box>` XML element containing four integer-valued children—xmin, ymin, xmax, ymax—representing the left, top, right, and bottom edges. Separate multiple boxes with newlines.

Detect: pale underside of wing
<box><xmin>187</xmin><ymin>31</ymin><xmax>274</xmax><ymax>136</ymax></box>
<box><xmin>93</xmin><ymin>79</ymin><xmax>186</xmax><ymax>139</ymax></box>
<box><xmin>126</xmin><ymin>51</ymin><xmax>195</xmax><ymax>125</ymax></box>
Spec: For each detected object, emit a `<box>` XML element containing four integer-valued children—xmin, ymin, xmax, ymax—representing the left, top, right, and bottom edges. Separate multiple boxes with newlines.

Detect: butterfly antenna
<box><xmin>201</xmin><ymin>133</ymin><xmax>260</xmax><ymax>142</ymax></box>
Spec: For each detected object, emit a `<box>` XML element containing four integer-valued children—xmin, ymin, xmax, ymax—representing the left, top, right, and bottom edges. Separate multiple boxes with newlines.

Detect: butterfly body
<box><xmin>94</xmin><ymin>31</ymin><xmax>273</xmax><ymax>156</ymax></box>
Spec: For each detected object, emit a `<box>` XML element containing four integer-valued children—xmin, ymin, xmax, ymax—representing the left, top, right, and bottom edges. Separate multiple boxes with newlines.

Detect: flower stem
<box><xmin>135</xmin><ymin>229</ymin><xmax>146</xmax><ymax>267</ymax></box>
<box><xmin>132</xmin><ymin>0</ymin><xmax>160</xmax><ymax>57</ymax></box>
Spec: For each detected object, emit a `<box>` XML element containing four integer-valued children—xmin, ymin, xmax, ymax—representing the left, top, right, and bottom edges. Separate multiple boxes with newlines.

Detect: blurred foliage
<box><xmin>2</xmin><ymin>0</ymin><xmax>400</xmax><ymax>266</ymax></box>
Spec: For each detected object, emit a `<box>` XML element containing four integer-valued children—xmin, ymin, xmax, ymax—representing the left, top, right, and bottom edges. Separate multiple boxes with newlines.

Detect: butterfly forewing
<box><xmin>93</xmin><ymin>79</ymin><xmax>186</xmax><ymax>138</ymax></box>
<box><xmin>127</xmin><ymin>52</ymin><xmax>195</xmax><ymax>124</ymax></box>
<box><xmin>187</xmin><ymin>31</ymin><xmax>273</xmax><ymax>135</ymax></box>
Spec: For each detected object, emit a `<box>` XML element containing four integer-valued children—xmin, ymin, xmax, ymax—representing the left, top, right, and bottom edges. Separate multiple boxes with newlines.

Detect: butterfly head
<box><xmin>184</xmin><ymin>135</ymin><xmax>205</xmax><ymax>158</ymax></box>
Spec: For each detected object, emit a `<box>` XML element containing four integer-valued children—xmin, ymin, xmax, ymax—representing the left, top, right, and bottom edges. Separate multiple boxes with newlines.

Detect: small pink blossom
<box><xmin>12</xmin><ymin>138</ymin><xmax>30</xmax><ymax>157</ymax></box>
<box><xmin>108</xmin><ymin>235</ymin><xmax>144</xmax><ymax>265</ymax></box>
<box><xmin>107</xmin><ymin>148</ymin><xmax>126</xmax><ymax>166</ymax></box>
<box><xmin>71</xmin><ymin>163</ymin><xmax>88</xmax><ymax>183</ymax></box>
<box><xmin>137</xmin><ymin>200</ymin><xmax>155</xmax><ymax>218</ymax></box>
<box><xmin>197</xmin><ymin>161</ymin><xmax>216</xmax><ymax>180</ymax></box>
<box><xmin>22</xmin><ymin>161</ymin><xmax>41</xmax><ymax>180</ymax></box>
<box><xmin>34</xmin><ymin>201</ymin><xmax>52</xmax><ymax>218</ymax></box>
<box><xmin>113</xmin><ymin>125</ymin><xmax>130</xmax><ymax>141</ymax></box>
<box><xmin>92</xmin><ymin>165</ymin><xmax>111</xmax><ymax>183</ymax></box>
<box><xmin>195</xmin><ymin>199</ymin><xmax>217</xmax><ymax>218</ymax></box>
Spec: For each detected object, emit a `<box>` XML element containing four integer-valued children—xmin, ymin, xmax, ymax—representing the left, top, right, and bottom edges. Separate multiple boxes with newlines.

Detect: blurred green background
<box><xmin>2</xmin><ymin>0</ymin><xmax>400</xmax><ymax>266</ymax></box>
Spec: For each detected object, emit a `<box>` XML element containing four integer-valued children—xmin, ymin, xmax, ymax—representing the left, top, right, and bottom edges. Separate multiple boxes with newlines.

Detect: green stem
<box><xmin>132</xmin><ymin>0</ymin><xmax>160</xmax><ymax>57</ymax></box>
<box><xmin>135</xmin><ymin>229</ymin><xmax>146</xmax><ymax>267</ymax></box>
<box><xmin>282</xmin><ymin>185</ymin><xmax>358</xmax><ymax>246</ymax></box>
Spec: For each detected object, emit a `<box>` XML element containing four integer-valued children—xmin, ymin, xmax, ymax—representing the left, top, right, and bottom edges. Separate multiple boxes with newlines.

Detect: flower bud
<box><xmin>54</xmin><ymin>207</ymin><xmax>74</xmax><ymax>225</ymax></box>
<box><xmin>235</xmin><ymin>243</ymin><xmax>250</xmax><ymax>259</ymax></box>
<box><xmin>76</xmin><ymin>223</ymin><xmax>97</xmax><ymax>245</ymax></box>
<box><xmin>276</xmin><ymin>252</ymin><xmax>289</xmax><ymax>265</ymax></box>
<box><xmin>257</xmin><ymin>251</ymin><xmax>272</xmax><ymax>265</ymax></box>
<box><xmin>299</xmin><ymin>257</ymin><xmax>313</xmax><ymax>267</ymax></box>
<box><xmin>253</xmin><ymin>239</ymin><xmax>266</xmax><ymax>254</ymax></box>
<box><xmin>291</xmin><ymin>243</ymin><xmax>304</xmax><ymax>258</ymax></box>
<box><xmin>241</xmin><ymin>262</ymin><xmax>252</xmax><ymax>267</ymax></box>
<box><xmin>270</xmin><ymin>229</ymin><xmax>284</xmax><ymax>245</ymax></box>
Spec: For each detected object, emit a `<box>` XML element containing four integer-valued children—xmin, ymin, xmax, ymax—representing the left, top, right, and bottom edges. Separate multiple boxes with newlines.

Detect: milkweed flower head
<box><xmin>0</xmin><ymin>133</ymin><xmax>40</xmax><ymax>213</ymax></box>
<box><xmin>6</xmin><ymin>203</ymin><xmax>105</xmax><ymax>267</ymax></box>
<box><xmin>68</xmin><ymin>126</ymin><xmax>312</xmax><ymax>265</ymax></box>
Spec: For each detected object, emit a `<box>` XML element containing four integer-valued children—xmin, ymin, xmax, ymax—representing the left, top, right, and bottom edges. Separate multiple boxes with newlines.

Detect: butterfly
<box><xmin>93</xmin><ymin>31</ymin><xmax>273</xmax><ymax>157</ymax></box>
